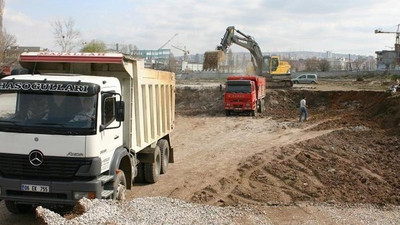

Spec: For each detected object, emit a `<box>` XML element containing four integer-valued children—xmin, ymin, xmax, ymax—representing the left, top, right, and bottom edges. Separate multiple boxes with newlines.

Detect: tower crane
<box><xmin>172</xmin><ymin>45</ymin><xmax>189</xmax><ymax>61</ymax></box>
<box><xmin>375</xmin><ymin>24</ymin><xmax>400</xmax><ymax>51</ymax></box>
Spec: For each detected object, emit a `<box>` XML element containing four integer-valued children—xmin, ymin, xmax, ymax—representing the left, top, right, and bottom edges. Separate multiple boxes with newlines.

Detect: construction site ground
<box><xmin>2</xmin><ymin>75</ymin><xmax>400</xmax><ymax>224</ymax></box>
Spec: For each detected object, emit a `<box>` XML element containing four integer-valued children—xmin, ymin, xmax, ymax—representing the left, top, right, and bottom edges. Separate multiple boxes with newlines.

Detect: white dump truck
<box><xmin>0</xmin><ymin>52</ymin><xmax>175</xmax><ymax>213</ymax></box>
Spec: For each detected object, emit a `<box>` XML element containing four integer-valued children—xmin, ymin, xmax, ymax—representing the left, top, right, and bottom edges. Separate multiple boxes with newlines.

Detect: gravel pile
<box><xmin>36</xmin><ymin>197</ymin><xmax>272</xmax><ymax>225</ymax></box>
<box><xmin>322</xmin><ymin>204</ymin><xmax>400</xmax><ymax>225</ymax></box>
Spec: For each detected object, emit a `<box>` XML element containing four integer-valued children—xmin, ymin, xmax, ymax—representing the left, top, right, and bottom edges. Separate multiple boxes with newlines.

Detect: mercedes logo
<box><xmin>29</xmin><ymin>150</ymin><xmax>44</xmax><ymax>166</ymax></box>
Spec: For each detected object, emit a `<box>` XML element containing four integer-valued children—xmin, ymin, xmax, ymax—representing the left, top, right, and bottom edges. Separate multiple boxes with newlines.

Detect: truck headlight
<box><xmin>246</xmin><ymin>103</ymin><xmax>250</xmax><ymax>107</ymax></box>
<box><xmin>73</xmin><ymin>191</ymin><xmax>95</xmax><ymax>200</ymax></box>
<box><xmin>226</xmin><ymin>103</ymin><xmax>230</xmax><ymax>106</ymax></box>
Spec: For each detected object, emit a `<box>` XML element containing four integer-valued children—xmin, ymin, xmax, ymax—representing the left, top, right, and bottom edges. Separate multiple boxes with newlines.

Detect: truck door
<box><xmin>97</xmin><ymin>92</ymin><xmax>123</xmax><ymax>172</ymax></box>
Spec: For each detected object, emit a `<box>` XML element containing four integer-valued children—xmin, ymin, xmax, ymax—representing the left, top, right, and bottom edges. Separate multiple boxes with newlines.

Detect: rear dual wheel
<box><xmin>144</xmin><ymin>146</ymin><xmax>161</xmax><ymax>183</ymax></box>
<box><xmin>158</xmin><ymin>139</ymin><xmax>170</xmax><ymax>174</ymax></box>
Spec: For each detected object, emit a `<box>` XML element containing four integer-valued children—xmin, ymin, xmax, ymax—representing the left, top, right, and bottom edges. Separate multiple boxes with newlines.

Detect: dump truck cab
<box><xmin>224</xmin><ymin>75</ymin><xmax>266</xmax><ymax>116</ymax></box>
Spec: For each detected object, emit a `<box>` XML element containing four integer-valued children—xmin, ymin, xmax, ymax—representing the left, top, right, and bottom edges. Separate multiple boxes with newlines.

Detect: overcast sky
<box><xmin>4</xmin><ymin>0</ymin><xmax>400</xmax><ymax>56</ymax></box>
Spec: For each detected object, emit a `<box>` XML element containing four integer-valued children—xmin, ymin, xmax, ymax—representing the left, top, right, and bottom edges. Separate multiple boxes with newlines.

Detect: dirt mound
<box><xmin>188</xmin><ymin>89</ymin><xmax>400</xmax><ymax>206</ymax></box>
<box><xmin>176</xmin><ymin>86</ymin><xmax>224</xmax><ymax>116</ymax></box>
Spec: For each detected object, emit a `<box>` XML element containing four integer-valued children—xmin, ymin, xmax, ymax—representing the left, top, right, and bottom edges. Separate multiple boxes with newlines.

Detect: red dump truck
<box><xmin>224</xmin><ymin>75</ymin><xmax>266</xmax><ymax>116</ymax></box>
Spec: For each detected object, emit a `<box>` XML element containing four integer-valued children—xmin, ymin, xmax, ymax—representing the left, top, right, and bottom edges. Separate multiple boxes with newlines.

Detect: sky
<box><xmin>3</xmin><ymin>0</ymin><xmax>400</xmax><ymax>57</ymax></box>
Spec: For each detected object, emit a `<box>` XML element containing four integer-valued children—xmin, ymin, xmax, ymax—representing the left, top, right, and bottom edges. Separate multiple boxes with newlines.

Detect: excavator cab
<box><xmin>271</xmin><ymin>57</ymin><xmax>279</xmax><ymax>72</ymax></box>
<box><xmin>261</xmin><ymin>56</ymin><xmax>271</xmax><ymax>74</ymax></box>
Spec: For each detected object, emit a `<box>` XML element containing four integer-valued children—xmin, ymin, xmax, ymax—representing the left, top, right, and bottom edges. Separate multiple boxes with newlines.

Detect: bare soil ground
<box><xmin>128</xmin><ymin>82</ymin><xmax>400</xmax><ymax>223</ymax></box>
<box><xmin>3</xmin><ymin>77</ymin><xmax>400</xmax><ymax>224</ymax></box>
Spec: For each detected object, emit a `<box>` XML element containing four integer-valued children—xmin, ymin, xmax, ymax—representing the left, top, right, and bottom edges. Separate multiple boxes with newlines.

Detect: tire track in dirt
<box><xmin>189</xmin><ymin>118</ymin><xmax>342</xmax><ymax>206</ymax></box>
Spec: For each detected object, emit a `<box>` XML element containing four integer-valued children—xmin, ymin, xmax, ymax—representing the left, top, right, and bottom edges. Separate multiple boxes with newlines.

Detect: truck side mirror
<box><xmin>115</xmin><ymin>101</ymin><xmax>125</xmax><ymax>122</ymax></box>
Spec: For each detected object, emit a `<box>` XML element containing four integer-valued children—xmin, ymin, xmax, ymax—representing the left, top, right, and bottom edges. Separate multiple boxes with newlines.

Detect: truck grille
<box><xmin>0</xmin><ymin>153</ymin><xmax>92</xmax><ymax>180</ymax></box>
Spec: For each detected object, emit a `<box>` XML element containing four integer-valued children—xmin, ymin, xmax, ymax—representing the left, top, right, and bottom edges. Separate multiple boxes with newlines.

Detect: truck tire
<box><xmin>134</xmin><ymin>162</ymin><xmax>145</xmax><ymax>183</ymax></box>
<box><xmin>225</xmin><ymin>110</ymin><xmax>231</xmax><ymax>116</ymax></box>
<box><xmin>158</xmin><ymin>139</ymin><xmax>169</xmax><ymax>174</ymax></box>
<box><xmin>5</xmin><ymin>200</ymin><xmax>31</xmax><ymax>214</ymax></box>
<box><xmin>251</xmin><ymin>110</ymin><xmax>256</xmax><ymax>116</ymax></box>
<box><xmin>113</xmin><ymin>171</ymin><xmax>127</xmax><ymax>201</ymax></box>
<box><xmin>144</xmin><ymin>146</ymin><xmax>161</xmax><ymax>183</ymax></box>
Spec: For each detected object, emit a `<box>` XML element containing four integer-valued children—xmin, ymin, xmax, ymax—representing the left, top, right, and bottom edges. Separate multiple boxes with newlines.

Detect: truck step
<box><xmin>98</xmin><ymin>175</ymin><xmax>114</xmax><ymax>185</ymax></box>
<box><xmin>101</xmin><ymin>190</ymin><xmax>114</xmax><ymax>199</ymax></box>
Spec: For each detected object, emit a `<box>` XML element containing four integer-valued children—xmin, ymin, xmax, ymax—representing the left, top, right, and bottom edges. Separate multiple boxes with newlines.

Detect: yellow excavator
<box><xmin>204</xmin><ymin>26</ymin><xmax>292</xmax><ymax>88</ymax></box>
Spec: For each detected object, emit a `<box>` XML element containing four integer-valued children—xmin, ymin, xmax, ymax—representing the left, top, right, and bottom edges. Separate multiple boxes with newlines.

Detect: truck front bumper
<box><xmin>0</xmin><ymin>176</ymin><xmax>103</xmax><ymax>205</ymax></box>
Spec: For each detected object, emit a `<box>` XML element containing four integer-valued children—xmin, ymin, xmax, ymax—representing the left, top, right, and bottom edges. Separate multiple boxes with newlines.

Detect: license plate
<box><xmin>21</xmin><ymin>184</ymin><xmax>49</xmax><ymax>193</ymax></box>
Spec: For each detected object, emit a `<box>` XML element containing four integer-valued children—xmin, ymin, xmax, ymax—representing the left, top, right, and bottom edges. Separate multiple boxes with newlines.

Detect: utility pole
<box><xmin>348</xmin><ymin>54</ymin><xmax>352</xmax><ymax>71</ymax></box>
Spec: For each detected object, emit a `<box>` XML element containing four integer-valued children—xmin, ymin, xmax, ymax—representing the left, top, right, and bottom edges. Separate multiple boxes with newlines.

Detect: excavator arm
<box><xmin>204</xmin><ymin>26</ymin><xmax>293</xmax><ymax>88</ymax></box>
<box><xmin>217</xmin><ymin>26</ymin><xmax>265</xmax><ymax>75</ymax></box>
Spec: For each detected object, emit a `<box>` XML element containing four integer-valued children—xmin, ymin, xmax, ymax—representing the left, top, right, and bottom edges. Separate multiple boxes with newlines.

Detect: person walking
<box><xmin>299</xmin><ymin>96</ymin><xmax>308</xmax><ymax>122</ymax></box>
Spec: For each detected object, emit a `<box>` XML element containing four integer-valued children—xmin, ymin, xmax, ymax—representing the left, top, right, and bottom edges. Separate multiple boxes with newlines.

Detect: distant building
<box><xmin>375</xmin><ymin>50</ymin><xmax>400</xmax><ymax>70</ymax></box>
<box><xmin>138</xmin><ymin>49</ymin><xmax>171</xmax><ymax>68</ymax></box>
<box><xmin>181</xmin><ymin>61</ymin><xmax>203</xmax><ymax>72</ymax></box>
<box><xmin>327</xmin><ymin>57</ymin><xmax>347</xmax><ymax>71</ymax></box>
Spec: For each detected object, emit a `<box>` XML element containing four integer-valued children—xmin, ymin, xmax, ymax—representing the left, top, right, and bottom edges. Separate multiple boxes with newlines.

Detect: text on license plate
<box><xmin>21</xmin><ymin>184</ymin><xmax>49</xmax><ymax>193</ymax></box>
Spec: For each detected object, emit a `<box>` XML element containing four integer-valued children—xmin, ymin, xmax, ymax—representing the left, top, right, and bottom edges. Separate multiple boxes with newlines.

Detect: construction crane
<box><xmin>375</xmin><ymin>24</ymin><xmax>400</xmax><ymax>51</ymax></box>
<box><xmin>172</xmin><ymin>45</ymin><xmax>189</xmax><ymax>61</ymax></box>
<box><xmin>158</xmin><ymin>33</ymin><xmax>178</xmax><ymax>50</ymax></box>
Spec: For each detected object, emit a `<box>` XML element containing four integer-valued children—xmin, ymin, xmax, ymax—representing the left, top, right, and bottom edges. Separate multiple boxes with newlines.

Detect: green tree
<box><xmin>81</xmin><ymin>40</ymin><xmax>107</xmax><ymax>53</ymax></box>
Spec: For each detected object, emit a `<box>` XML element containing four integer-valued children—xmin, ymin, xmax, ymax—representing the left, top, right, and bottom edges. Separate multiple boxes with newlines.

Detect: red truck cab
<box><xmin>224</xmin><ymin>75</ymin><xmax>266</xmax><ymax>116</ymax></box>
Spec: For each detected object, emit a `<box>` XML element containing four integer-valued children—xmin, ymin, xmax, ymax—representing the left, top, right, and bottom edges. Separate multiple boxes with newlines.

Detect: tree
<box><xmin>318</xmin><ymin>59</ymin><xmax>331</xmax><ymax>72</ymax></box>
<box><xmin>305</xmin><ymin>58</ymin><xmax>319</xmax><ymax>72</ymax></box>
<box><xmin>167</xmin><ymin>53</ymin><xmax>178</xmax><ymax>73</ymax></box>
<box><xmin>51</xmin><ymin>18</ymin><xmax>80</xmax><ymax>52</ymax></box>
<box><xmin>81</xmin><ymin>40</ymin><xmax>107</xmax><ymax>53</ymax></box>
<box><xmin>353</xmin><ymin>56</ymin><xmax>365</xmax><ymax>71</ymax></box>
<box><xmin>0</xmin><ymin>29</ymin><xmax>16</xmax><ymax>63</ymax></box>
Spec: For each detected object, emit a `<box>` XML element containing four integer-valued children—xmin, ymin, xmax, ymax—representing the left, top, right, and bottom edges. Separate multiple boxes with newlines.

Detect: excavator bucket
<box><xmin>203</xmin><ymin>50</ymin><xmax>225</xmax><ymax>71</ymax></box>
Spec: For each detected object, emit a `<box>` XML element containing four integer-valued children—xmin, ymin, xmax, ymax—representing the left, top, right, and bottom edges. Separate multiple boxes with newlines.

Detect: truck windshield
<box><xmin>226</xmin><ymin>84</ymin><xmax>251</xmax><ymax>93</ymax></box>
<box><xmin>0</xmin><ymin>92</ymin><xmax>97</xmax><ymax>135</ymax></box>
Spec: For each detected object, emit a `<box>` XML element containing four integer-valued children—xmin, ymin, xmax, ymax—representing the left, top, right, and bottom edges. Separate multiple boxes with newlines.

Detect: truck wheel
<box><xmin>144</xmin><ymin>146</ymin><xmax>161</xmax><ymax>183</ymax></box>
<box><xmin>251</xmin><ymin>110</ymin><xmax>256</xmax><ymax>116</ymax></box>
<box><xmin>5</xmin><ymin>200</ymin><xmax>31</xmax><ymax>214</ymax></box>
<box><xmin>158</xmin><ymin>139</ymin><xmax>169</xmax><ymax>174</ymax></box>
<box><xmin>134</xmin><ymin>162</ymin><xmax>145</xmax><ymax>183</ymax></box>
<box><xmin>113</xmin><ymin>171</ymin><xmax>127</xmax><ymax>201</ymax></box>
<box><xmin>225</xmin><ymin>110</ymin><xmax>230</xmax><ymax>116</ymax></box>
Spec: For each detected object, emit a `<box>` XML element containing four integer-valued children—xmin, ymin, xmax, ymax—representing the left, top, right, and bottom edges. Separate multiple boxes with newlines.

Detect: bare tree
<box><xmin>305</xmin><ymin>58</ymin><xmax>319</xmax><ymax>72</ymax></box>
<box><xmin>0</xmin><ymin>0</ymin><xmax>4</xmax><ymax>37</ymax></box>
<box><xmin>0</xmin><ymin>29</ymin><xmax>16</xmax><ymax>63</ymax></box>
<box><xmin>51</xmin><ymin>18</ymin><xmax>80</xmax><ymax>52</ymax></box>
<box><xmin>318</xmin><ymin>59</ymin><xmax>331</xmax><ymax>72</ymax></box>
